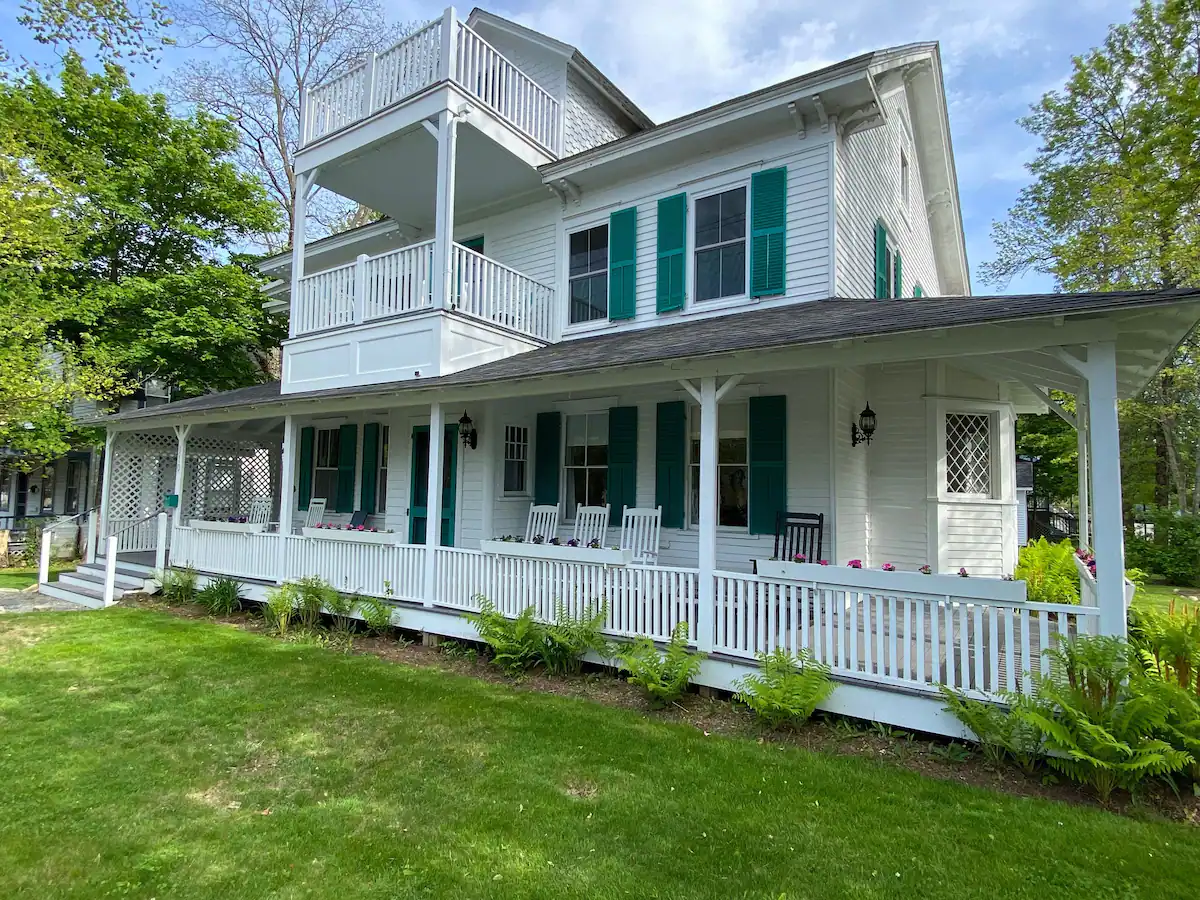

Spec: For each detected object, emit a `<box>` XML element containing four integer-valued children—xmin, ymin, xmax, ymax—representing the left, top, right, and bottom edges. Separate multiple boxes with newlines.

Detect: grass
<box><xmin>1135</xmin><ymin>581</ymin><xmax>1200</xmax><ymax>615</ymax></box>
<box><xmin>1</xmin><ymin>610</ymin><xmax>1197</xmax><ymax>899</ymax></box>
<box><xmin>0</xmin><ymin>565</ymin><xmax>65</xmax><ymax>590</ymax></box>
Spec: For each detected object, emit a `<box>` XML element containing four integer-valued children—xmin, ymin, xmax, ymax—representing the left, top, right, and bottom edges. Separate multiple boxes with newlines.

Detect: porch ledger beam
<box><xmin>423</xmin><ymin>403</ymin><xmax>445</xmax><ymax>608</ymax></box>
<box><xmin>1076</xmin><ymin>392</ymin><xmax>1090</xmax><ymax>551</ymax></box>
<box><xmin>277</xmin><ymin>415</ymin><xmax>298</xmax><ymax>583</ymax></box>
<box><xmin>431</xmin><ymin>110</ymin><xmax>459</xmax><ymax>314</ymax></box>
<box><xmin>171</xmin><ymin>424</ymin><xmax>191</xmax><ymax>531</ymax></box>
<box><xmin>695</xmin><ymin>376</ymin><xmax>718</xmax><ymax>652</ymax></box>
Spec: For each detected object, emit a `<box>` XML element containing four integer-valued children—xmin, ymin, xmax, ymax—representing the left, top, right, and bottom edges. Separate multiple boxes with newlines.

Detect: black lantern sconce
<box><xmin>458</xmin><ymin>411</ymin><xmax>478</xmax><ymax>450</ymax></box>
<box><xmin>851</xmin><ymin>403</ymin><xmax>877</xmax><ymax>447</ymax></box>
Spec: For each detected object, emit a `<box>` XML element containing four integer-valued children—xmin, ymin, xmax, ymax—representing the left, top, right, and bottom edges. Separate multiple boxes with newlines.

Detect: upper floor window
<box><xmin>695</xmin><ymin>187</ymin><xmax>746</xmax><ymax>302</ymax></box>
<box><xmin>569</xmin><ymin>224</ymin><xmax>608</xmax><ymax>324</ymax></box>
<box><xmin>945</xmin><ymin>413</ymin><xmax>992</xmax><ymax>497</ymax></box>
<box><xmin>503</xmin><ymin>425</ymin><xmax>529</xmax><ymax>495</ymax></box>
<box><xmin>900</xmin><ymin>149</ymin><xmax>910</xmax><ymax>211</ymax></box>
<box><xmin>313</xmin><ymin>428</ymin><xmax>341</xmax><ymax>502</ymax></box>
<box><xmin>564</xmin><ymin>412</ymin><xmax>607</xmax><ymax>519</ymax></box>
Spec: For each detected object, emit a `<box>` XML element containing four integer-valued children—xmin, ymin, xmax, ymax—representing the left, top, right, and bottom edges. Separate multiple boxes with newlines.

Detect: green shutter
<box><xmin>335</xmin><ymin>423</ymin><xmax>357</xmax><ymax>513</ymax></box>
<box><xmin>297</xmin><ymin>427</ymin><xmax>315</xmax><ymax>512</ymax></box>
<box><xmin>609</xmin><ymin>207</ymin><xmax>637</xmax><ymax>320</ymax></box>
<box><xmin>874</xmin><ymin>221</ymin><xmax>888</xmax><ymax>299</ymax></box>
<box><xmin>913</xmin><ymin>283</ymin><xmax>923</xmax><ymax>298</ymax></box>
<box><xmin>534</xmin><ymin>412</ymin><xmax>561</xmax><ymax>506</ymax></box>
<box><xmin>360</xmin><ymin>422</ymin><xmax>380</xmax><ymax>515</ymax></box>
<box><xmin>750</xmin><ymin>167</ymin><xmax>787</xmax><ymax>297</ymax></box>
<box><xmin>607</xmin><ymin>407</ymin><xmax>638</xmax><ymax>527</ymax></box>
<box><xmin>656</xmin><ymin>193</ymin><xmax>686</xmax><ymax>313</ymax></box>
<box><xmin>893</xmin><ymin>252</ymin><xmax>902</xmax><ymax>299</ymax></box>
<box><xmin>655</xmin><ymin>401</ymin><xmax>686</xmax><ymax>529</ymax></box>
<box><xmin>748</xmin><ymin>395</ymin><xmax>787</xmax><ymax>535</ymax></box>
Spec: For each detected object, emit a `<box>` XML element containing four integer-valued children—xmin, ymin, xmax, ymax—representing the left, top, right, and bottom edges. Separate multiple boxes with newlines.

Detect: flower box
<box><xmin>753</xmin><ymin>559</ymin><xmax>1027</xmax><ymax>603</ymax></box>
<box><xmin>302</xmin><ymin>527</ymin><xmax>401</xmax><ymax>545</ymax></box>
<box><xmin>480</xmin><ymin>539</ymin><xmax>633</xmax><ymax>566</ymax></box>
<box><xmin>189</xmin><ymin>519</ymin><xmax>265</xmax><ymax>534</ymax></box>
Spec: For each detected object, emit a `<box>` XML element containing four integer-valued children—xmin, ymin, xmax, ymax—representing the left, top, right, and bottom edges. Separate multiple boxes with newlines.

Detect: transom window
<box><xmin>569</xmin><ymin>224</ymin><xmax>609</xmax><ymax>324</ymax></box>
<box><xmin>945</xmin><ymin>413</ymin><xmax>992</xmax><ymax>496</ymax></box>
<box><xmin>503</xmin><ymin>425</ymin><xmax>529</xmax><ymax>495</ymax></box>
<box><xmin>688</xmin><ymin>404</ymin><xmax>748</xmax><ymax>528</ymax></box>
<box><xmin>377</xmin><ymin>426</ymin><xmax>389</xmax><ymax>514</ymax></box>
<box><xmin>313</xmin><ymin>428</ymin><xmax>340</xmax><ymax>502</ymax></box>
<box><xmin>564</xmin><ymin>412</ymin><xmax>607</xmax><ymax>519</ymax></box>
<box><xmin>694</xmin><ymin>187</ymin><xmax>746</xmax><ymax>302</ymax></box>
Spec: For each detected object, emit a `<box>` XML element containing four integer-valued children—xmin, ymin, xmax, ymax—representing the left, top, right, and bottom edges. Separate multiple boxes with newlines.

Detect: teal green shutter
<box><xmin>360</xmin><ymin>423</ymin><xmax>380</xmax><ymax>515</ymax></box>
<box><xmin>913</xmin><ymin>283</ymin><xmax>924</xmax><ymax>298</ymax></box>
<box><xmin>297</xmin><ymin>427</ymin><xmax>315</xmax><ymax>512</ymax></box>
<box><xmin>607</xmin><ymin>407</ymin><xmax>638</xmax><ymax>527</ymax></box>
<box><xmin>748</xmin><ymin>396</ymin><xmax>787</xmax><ymax>535</ymax></box>
<box><xmin>750</xmin><ymin>167</ymin><xmax>787</xmax><ymax>297</ymax></box>
<box><xmin>655</xmin><ymin>401</ymin><xmax>686</xmax><ymax>528</ymax></box>
<box><xmin>893</xmin><ymin>252</ymin><xmax>902</xmax><ymax>299</ymax></box>
<box><xmin>534</xmin><ymin>412</ymin><xmax>561</xmax><ymax>506</ymax></box>
<box><xmin>656</xmin><ymin>193</ymin><xmax>686</xmax><ymax>313</ymax></box>
<box><xmin>335</xmin><ymin>424</ymin><xmax>357</xmax><ymax>513</ymax></box>
<box><xmin>874</xmin><ymin>221</ymin><xmax>888</xmax><ymax>299</ymax></box>
<box><xmin>609</xmin><ymin>207</ymin><xmax>637</xmax><ymax>320</ymax></box>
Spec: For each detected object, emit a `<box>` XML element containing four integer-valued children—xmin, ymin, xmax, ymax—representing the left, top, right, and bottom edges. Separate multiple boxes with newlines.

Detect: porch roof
<box><xmin>95</xmin><ymin>289</ymin><xmax>1200</xmax><ymax>426</ymax></box>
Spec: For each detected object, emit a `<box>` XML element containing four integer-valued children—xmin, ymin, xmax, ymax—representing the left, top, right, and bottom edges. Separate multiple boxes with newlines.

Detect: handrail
<box><xmin>38</xmin><ymin>509</ymin><xmax>94</xmax><ymax>584</ymax></box>
<box><xmin>110</xmin><ymin>509</ymin><xmax>163</xmax><ymax>537</ymax></box>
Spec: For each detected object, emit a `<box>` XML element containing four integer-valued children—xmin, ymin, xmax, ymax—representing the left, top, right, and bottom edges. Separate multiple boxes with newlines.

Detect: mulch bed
<box><xmin>123</xmin><ymin>593</ymin><xmax>1200</xmax><ymax>826</ymax></box>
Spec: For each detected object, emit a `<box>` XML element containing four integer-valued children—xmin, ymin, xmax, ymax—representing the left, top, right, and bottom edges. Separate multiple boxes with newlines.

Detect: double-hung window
<box><xmin>694</xmin><ymin>187</ymin><xmax>746</xmax><ymax>302</ymax></box>
<box><xmin>569</xmin><ymin>224</ymin><xmax>609</xmax><ymax>324</ymax></box>
<box><xmin>688</xmin><ymin>404</ymin><xmax>749</xmax><ymax>528</ymax></box>
<box><xmin>564</xmin><ymin>412</ymin><xmax>607</xmax><ymax>519</ymax></box>
<box><xmin>377</xmin><ymin>426</ymin><xmax>389</xmax><ymax>514</ymax></box>
<box><xmin>313</xmin><ymin>428</ymin><xmax>341</xmax><ymax>502</ymax></box>
<box><xmin>503</xmin><ymin>425</ymin><xmax>529</xmax><ymax>495</ymax></box>
<box><xmin>64</xmin><ymin>460</ymin><xmax>84</xmax><ymax>514</ymax></box>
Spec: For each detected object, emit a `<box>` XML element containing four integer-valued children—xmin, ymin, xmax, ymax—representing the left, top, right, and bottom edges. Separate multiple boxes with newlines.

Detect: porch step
<box><xmin>36</xmin><ymin>559</ymin><xmax>159</xmax><ymax>609</ymax></box>
<box><xmin>37</xmin><ymin>580</ymin><xmax>109</xmax><ymax>610</ymax></box>
<box><xmin>58</xmin><ymin>570</ymin><xmax>143</xmax><ymax>594</ymax></box>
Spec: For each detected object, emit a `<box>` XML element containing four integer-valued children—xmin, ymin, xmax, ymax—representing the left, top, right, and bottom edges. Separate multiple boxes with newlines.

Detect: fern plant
<box><xmin>1014</xmin><ymin>538</ymin><xmax>1080</xmax><ymax>605</ymax></box>
<box><xmin>469</xmin><ymin>599</ymin><xmax>544</xmax><ymax>674</ymax></box>
<box><xmin>1130</xmin><ymin>602</ymin><xmax>1200</xmax><ymax>696</ymax></box>
<box><xmin>195</xmin><ymin>577</ymin><xmax>244</xmax><ymax>616</ymax></box>
<box><xmin>735</xmin><ymin>648</ymin><xmax>835</xmax><ymax>729</ymax></box>
<box><xmin>541</xmin><ymin>600</ymin><xmax>607</xmax><ymax>675</ymax></box>
<box><xmin>262</xmin><ymin>583</ymin><xmax>297</xmax><ymax>636</ymax></box>
<box><xmin>358</xmin><ymin>596</ymin><xmax>394</xmax><ymax>636</ymax></box>
<box><xmin>939</xmin><ymin>686</ymin><xmax>1041</xmax><ymax>772</ymax></box>
<box><xmin>617</xmin><ymin>622</ymin><xmax>705</xmax><ymax>708</ymax></box>
<box><xmin>294</xmin><ymin>575</ymin><xmax>337</xmax><ymax>629</ymax></box>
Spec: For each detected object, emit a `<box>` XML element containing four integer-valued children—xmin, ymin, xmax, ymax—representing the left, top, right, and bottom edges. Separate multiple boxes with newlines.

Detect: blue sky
<box><xmin>3</xmin><ymin>0</ymin><xmax>1138</xmax><ymax>294</ymax></box>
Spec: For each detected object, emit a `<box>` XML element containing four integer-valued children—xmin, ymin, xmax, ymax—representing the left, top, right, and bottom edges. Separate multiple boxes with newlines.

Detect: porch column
<box><xmin>431</xmin><ymin>109</ymin><xmax>459</xmax><ymax>313</ymax></box>
<box><xmin>422</xmin><ymin>402</ymin><xmax>445</xmax><ymax>607</ymax></box>
<box><xmin>276</xmin><ymin>415</ymin><xmax>298</xmax><ymax>583</ymax></box>
<box><xmin>696</xmin><ymin>377</ymin><xmax>718</xmax><ymax>652</ymax></box>
<box><xmin>171</xmin><ymin>424</ymin><xmax>191</xmax><ymax>531</ymax></box>
<box><xmin>1079</xmin><ymin>342</ymin><xmax>1125</xmax><ymax>637</ymax></box>
<box><xmin>97</xmin><ymin>429</ymin><xmax>116</xmax><ymax>550</ymax></box>
<box><xmin>1076</xmin><ymin>391</ymin><xmax>1090</xmax><ymax>550</ymax></box>
<box><xmin>289</xmin><ymin>170</ymin><xmax>317</xmax><ymax>340</ymax></box>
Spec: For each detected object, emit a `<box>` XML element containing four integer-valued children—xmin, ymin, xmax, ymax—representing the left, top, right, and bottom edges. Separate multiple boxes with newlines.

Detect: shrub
<box><xmin>20</xmin><ymin>524</ymin><xmax>39</xmax><ymax>568</ymax></box>
<box><xmin>294</xmin><ymin>575</ymin><xmax>337</xmax><ymax>629</ymax></box>
<box><xmin>1129</xmin><ymin>601</ymin><xmax>1200</xmax><ymax>696</ymax></box>
<box><xmin>159</xmin><ymin>567</ymin><xmax>198</xmax><ymax>603</ymax></box>
<box><xmin>325</xmin><ymin>591</ymin><xmax>358</xmax><ymax>636</ymax></box>
<box><xmin>469</xmin><ymin>599</ymin><xmax>543</xmax><ymax>674</ymax></box>
<box><xmin>616</xmin><ymin>622</ymin><xmax>705</xmax><ymax>708</ymax></box>
<box><xmin>1013</xmin><ymin>538</ymin><xmax>1079</xmax><ymax>605</ymax></box>
<box><xmin>195</xmin><ymin>577</ymin><xmax>244</xmax><ymax>616</ymax></box>
<box><xmin>735</xmin><ymin>648</ymin><xmax>835</xmax><ymax>729</ymax></box>
<box><xmin>939</xmin><ymin>687</ymin><xmax>1041</xmax><ymax>772</ymax></box>
<box><xmin>358</xmin><ymin>596</ymin><xmax>394</xmax><ymax>636</ymax></box>
<box><xmin>541</xmin><ymin>600</ymin><xmax>607</xmax><ymax>675</ymax></box>
<box><xmin>262</xmin><ymin>583</ymin><xmax>297</xmax><ymax>635</ymax></box>
<box><xmin>1126</xmin><ymin>509</ymin><xmax>1200</xmax><ymax>586</ymax></box>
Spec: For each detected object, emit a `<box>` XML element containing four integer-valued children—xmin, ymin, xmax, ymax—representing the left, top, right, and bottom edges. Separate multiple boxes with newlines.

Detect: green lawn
<box><xmin>1</xmin><ymin>610</ymin><xmax>1197</xmax><ymax>899</ymax></box>
<box><xmin>0</xmin><ymin>566</ymin><xmax>63</xmax><ymax>590</ymax></box>
<box><xmin>1135</xmin><ymin>582</ymin><xmax>1200</xmax><ymax>615</ymax></box>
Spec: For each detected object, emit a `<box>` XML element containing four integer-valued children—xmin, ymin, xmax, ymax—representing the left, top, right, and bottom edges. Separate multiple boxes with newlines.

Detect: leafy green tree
<box><xmin>8</xmin><ymin>0</ymin><xmax>171</xmax><ymax>66</ymax></box>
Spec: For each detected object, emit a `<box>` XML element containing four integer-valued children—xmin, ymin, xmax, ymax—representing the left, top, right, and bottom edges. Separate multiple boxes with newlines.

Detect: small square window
<box><xmin>946</xmin><ymin>413</ymin><xmax>992</xmax><ymax>496</ymax></box>
<box><xmin>503</xmin><ymin>425</ymin><xmax>529</xmax><ymax>495</ymax></box>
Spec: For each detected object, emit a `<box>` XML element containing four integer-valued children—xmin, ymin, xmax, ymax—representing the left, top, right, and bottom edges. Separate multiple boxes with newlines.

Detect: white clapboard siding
<box><xmin>866</xmin><ymin>362</ymin><xmax>929</xmax><ymax>570</ymax></box>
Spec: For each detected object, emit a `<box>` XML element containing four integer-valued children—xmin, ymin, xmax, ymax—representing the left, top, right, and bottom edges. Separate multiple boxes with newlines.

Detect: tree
<box><xmin>984</xmin><ymin>0</ymin><xmax>1200</xmax><ymax>511</ymax></box>
<box><xmin>168</xmin><ymin>0</ymin><xmax>414</xmax><ymax>249</ymax></box>
<box><xmin>9</xmin><ymin>0</ymin><xmax>171</xmax><ymax>65</ymax></box>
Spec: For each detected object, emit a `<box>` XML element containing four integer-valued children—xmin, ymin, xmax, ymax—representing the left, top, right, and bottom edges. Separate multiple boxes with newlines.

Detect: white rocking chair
<box><xmin>303</xmin><ymin>498</ymin><xmax>327</xmax><ymax>530</ymax></box>
<box><xmin>246</xmin><ymin>496</ymin><xmax>272</xmax><ymax>526</ymax></box>
<box><xmin>620</xmin><ymin>507</ymin><xmax>662</xmax><ymax>564</ymax></box>
<box><xmin>572</xmin><ymin>505</ymin><xmax>610</xmax><ymax>547</ymax></box>
<box><xmin>525</xmin><ymin>504</ymin><xmax>560</xmax><ymax>542</ymax></box>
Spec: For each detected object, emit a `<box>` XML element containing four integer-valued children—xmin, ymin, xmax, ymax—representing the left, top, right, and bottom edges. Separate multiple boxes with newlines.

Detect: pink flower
<box><xmin>918</xmin><ymin>565</ymin><xmax>932</xmax><ymax>575</ymax></box>
<box><xmin>792</xmin><ymin>553</ymin><xmax>807</xmax><ymax>563</ymax></box>
<box><xmin>818</xmin><ymin>560</ymin><xmax>830</xmax><ymax>566</ymax></box>
<box><xmin>847</xmin><ymin>559</ymin><xmax>863</xmax><ymax>569</ymax></box>
<box><xmin>958</xmin><ymin>567</ymin><xmax>969</xmax><ymax>578</ymax></box>
<box><xmin>881</xmin><ymin>562</ymin><xmax>896</xmax><ymax>572</ymax></box>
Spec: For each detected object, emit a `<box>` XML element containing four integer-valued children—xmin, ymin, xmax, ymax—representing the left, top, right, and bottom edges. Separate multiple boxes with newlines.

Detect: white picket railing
<box><xmin>450</xmin><ymin>243</ymin><xmax>554</xmax><ymax>341</ymax></box>
<box><xmin>362</xmin><ymin>241</ymin><xmax>435</xmax><ymax>322</ymax></box>
<box><xmin>281</xmin><ymin>535</ymin><xmax>425</xmax><ymax>602</ymax></box>
<box><xmin>713</xmin><ymin>569</ymin><xmax>1101</xmax><ymax>698</ymax></box>
<box><xmin>370</xmin><ymin>19</ymin><xmax>443</xmax><ymax>113</ymax></box>
<box><xmin>107</xmin><ymin>515</ymin><xmax>159</xmax><ymax>553</ymax></box>
<box><xmin>171</xmin><ymin>527</ymin><xmax>279</xmax><ymax>583</ymax></box>
<box><xmin>453</xmin><ymin>21</ymin><xmax>560</xmax><ymax>154</ymax></box>
<box><xmin>293</xmin><ymin>261</ymin><xmax>355</xmax><ymax>335</ymax></box>
<box><xmin>304</xmin><ymin>64</ymin><xmax>369</xmax><ymax>144</ymax></box>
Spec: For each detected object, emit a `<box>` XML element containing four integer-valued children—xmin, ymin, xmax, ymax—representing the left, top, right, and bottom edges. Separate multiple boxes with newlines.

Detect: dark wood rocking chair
<box><xmin>773</xmin><ymin>511</ymin><xmax>824</xmax><ymax>563</ymax></box>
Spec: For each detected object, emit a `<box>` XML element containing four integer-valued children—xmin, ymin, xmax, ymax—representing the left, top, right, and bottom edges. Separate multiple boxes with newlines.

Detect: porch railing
<box><xmin>293</xmin><ymin>240</ymin><xmax>553</xmax><ymax>342</ymax></box>
<box><xmin>300</xmin><ymin>9</ymin><xmax>561</xmax><ymax>155</ymax></box>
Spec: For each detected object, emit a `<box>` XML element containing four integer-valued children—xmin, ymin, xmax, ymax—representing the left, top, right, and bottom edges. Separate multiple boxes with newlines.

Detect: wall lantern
<box><xmin>458</xmin><ymin>411</ymin><xmax>478</xmax><ymax>450</ymax></box>
<box><xmin>851</xmin><ymin>403</ymin><xmax>877</xmax><ymax>447</ymax></box>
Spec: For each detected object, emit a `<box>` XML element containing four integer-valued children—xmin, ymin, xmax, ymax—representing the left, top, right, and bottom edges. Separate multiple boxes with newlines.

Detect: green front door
<box><xmin>408</xmin><ymin>423</ymin><xmax>458</xmax><ymax>546</ymax></box>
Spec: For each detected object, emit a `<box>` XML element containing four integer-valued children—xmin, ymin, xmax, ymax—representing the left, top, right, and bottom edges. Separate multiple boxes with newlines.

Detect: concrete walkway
<box><xmin>0</xmin><ymin>588</ymin><xmax>84</xmax><ymax>613</ymax></box>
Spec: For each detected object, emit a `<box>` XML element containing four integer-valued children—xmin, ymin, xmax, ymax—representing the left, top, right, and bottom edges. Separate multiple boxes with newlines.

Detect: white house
<box><xmin>52</xmin><ymin>7</ymin><xmax>1200</xmax><ymax>735</ymax></box>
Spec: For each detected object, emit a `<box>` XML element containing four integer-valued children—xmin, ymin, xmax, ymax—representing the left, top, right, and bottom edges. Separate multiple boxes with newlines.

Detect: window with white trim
<box><xmin>313</xmin><ymin>428</ymin><xmax>340</xmax><ymax>502</ymax></box>
<box><xmin>900</xmin><ymin>149</ymin><xmax>910</xmax><ymax>211</ymax></box>
<box><xmin>377</xmin><ymin>425</ymin><xmax>389</xmax><ymax>514</ymax></box>
<box><xmin>503</xmin><ymin>425</ymin><xmax>529</xmax><ymax>495</ymax></box>
<box><xmin>568</xmin><ymin>224</ymin><xmax>608</xmax><ymax>324</ymax></box>
<box><xmin>694</xmin><ymin>186</ymin><xmax>746</xmax><ymax>302</ymax></box>
<box><xmin>564</xmin><ymin>412</ymin><xmax>607</xmax><ymax>519</ymax></box>
<box><xmin>945</xmin><ymin>413</ymin><xmax>993</xmax><ymax>496</ymax></box>
<box><xmin>687</xmin><ymin>403</ymin><xmax>748</xmax><ymax>528</ymax></box>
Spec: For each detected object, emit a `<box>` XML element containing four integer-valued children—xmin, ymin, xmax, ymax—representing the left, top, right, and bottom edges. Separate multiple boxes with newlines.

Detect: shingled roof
<box><xmin>98</xmin><ymin>289</ymin><xmax>1200</xmax><ymax>423</ymax></box>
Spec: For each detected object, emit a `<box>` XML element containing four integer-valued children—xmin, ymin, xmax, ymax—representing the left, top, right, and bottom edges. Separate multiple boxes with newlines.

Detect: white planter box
<box><xmin>753</xmin><ymin>559</ymin><xmax>1027</xmax><ymax>603</ymax></box>
<box><xmin>189</xmin><ymin>520</ymin><xmax>265</xmax><ymax>534</ymax></box>
<box><xmin>302</xmin><ymin>527</ymin><xmax>401</xmax><ymax>545</ymax></box>
<box><xmin>480</xmin><ymin>539</ymin><xmax>632</xmax><ymax>566</ymax></box>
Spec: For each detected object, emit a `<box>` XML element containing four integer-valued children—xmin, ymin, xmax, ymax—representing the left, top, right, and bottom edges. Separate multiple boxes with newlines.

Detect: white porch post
<box><xmin>97</xmin><ymin>430</ymin><xmax>116</xmax><ymax>551</ymax></box>
<box><xmin>422</xmin><ymin>403</ymin><xmax>445</xmax><ymax>607</ymax></box>
<box><xmin>431</xmin><ymin>109</ymin><xmax>459</xmax><ymax>313</ymax></box>
<box><xmin>1076</xmin><ymin>391</ymin><xmax>1091</xmax><ymax>550</ymax></box>
<box><xmin>277</xmin><ymin>414</ymin><xmax>298</xmax><ymax>583</ymax></box>
<box><xmin>696</xmin><ymin>377</ymin><xmax>718</xmax><ymax>652</ymax></box>
<box><xmin>289</xmin><ymin>170</ymin><xmax>316</xmax><ymax>340</ymax></box>
<box><xmin>171</xmin><ymin>424</ymin><xmax>191</xmax><ymax>531</ymax></box>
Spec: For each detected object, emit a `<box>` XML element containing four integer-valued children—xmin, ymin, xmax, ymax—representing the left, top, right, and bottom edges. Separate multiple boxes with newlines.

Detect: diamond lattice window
<box><xmin>945</xmin><ymin>413</ymin><xmax>992</xmax><ymax>496</ymax></box>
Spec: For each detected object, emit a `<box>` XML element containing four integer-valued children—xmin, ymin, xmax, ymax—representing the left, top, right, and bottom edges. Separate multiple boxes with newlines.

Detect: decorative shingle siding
<box><xmin>474</xmin><ymin>30</ymin><xmax>566</xmax><ymax>104</ymax></box>
<box><xmin>834</xmin><ymin>87</ymin><xmax>941</xmax><ymax>298</ymax></box>
<box><xmin>563</xmin><ymin>68</ymin><xmax>636</xmax><ymax>155</ymax></box>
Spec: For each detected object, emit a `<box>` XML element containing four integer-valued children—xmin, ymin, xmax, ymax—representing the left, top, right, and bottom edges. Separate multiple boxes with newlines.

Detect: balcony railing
<box><xmin>300</xmin><ymin>9</ymin><xmax>562</xmax><ymax>155</ymax></box>
<box><xmin>293</xmin><ymin>240</ymin><xmax>554</xmax><ymax>342</ymax></box>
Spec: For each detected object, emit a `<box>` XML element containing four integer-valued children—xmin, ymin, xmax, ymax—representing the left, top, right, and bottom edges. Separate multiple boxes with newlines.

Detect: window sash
<box><xmin>503</xmin><ymin>425</ymin><xmax>529</xmax><ymax>495</ymax></box>
<box><xmin>945</xmin><ymin>412</ymin><xmax>993</xmax><ymax>497</ymax></box>
<box><xmin>564</xmin><ymin>413</ymin><xmax>608</xmax><ymax>519</ymax></box>
<box><xmin>377</xmin><ymin>425</ymin><xmax>389</xmax><ymax>514</ymax></box>
<box><xmin>313</xmin><ymin>428</ymin><xmax>340</xmax><ymax>504</ymax></box>
<box><xmin>686</xmin><ymin>404</ymin><xmax>749</xmax><ymax>528</ymax></box>
<box><xmin>694</xmin><ymin>187</ymin><xmax>747</xmax><ymax>302</ymax></box>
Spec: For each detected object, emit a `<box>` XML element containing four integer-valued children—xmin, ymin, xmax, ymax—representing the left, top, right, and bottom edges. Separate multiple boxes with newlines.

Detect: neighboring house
<box><xmin>1015</xmin><ymin>457</ymin><xmax>1034</xmax><ymax>547</ymax></box>
<box><xmin>55</xmin><ymin>7</ymin><xmax>1200</xmax><ymax>736</ymax></box>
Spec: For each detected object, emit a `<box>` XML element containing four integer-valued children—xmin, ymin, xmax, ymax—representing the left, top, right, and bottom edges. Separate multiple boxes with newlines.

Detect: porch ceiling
<box><xmin>93</xmin><ymin>289</ymin><xmax>1200</xmax><ymax>427</ymax></box>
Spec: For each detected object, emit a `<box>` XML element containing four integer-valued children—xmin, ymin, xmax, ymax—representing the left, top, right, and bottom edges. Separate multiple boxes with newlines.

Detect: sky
<box><xmin>2</xmin><ymin>0</ymin><xmax>1139</xmax><ymax>295</ymax></box>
